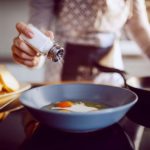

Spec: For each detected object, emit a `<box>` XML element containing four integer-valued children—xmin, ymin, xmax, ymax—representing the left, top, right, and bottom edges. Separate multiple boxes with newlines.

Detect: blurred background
<box><xmin>1</xmin><ymin>0</ymin><xmax>150</xmax><ymax>83</ymax></box>
<box><xmin>0</xmin><ymin>0</ymin><xmax>150</xmax><ymax>150</ymax></box>
<box><xmin>0</xmin><ymin>0</ymin><xmax>45</xmax><ymax>83</ymax></box>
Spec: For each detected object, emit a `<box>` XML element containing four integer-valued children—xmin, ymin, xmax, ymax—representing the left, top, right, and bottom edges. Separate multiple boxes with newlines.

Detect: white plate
<box><xmin>0</xmin><ymin>83</ymin><xmax>31</xmax><ymax>106</ymax></box>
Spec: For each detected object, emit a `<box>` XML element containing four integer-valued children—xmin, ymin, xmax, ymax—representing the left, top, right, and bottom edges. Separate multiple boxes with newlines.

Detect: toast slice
<box><xmin>0</xmin><ymin>82</ymin><xmax>3</xmax><ymax>92</ymax></box>
<box><xmin>0</xmin><ymin>65</ymin><xmax>20</xmax><ymax>92</ymax></box>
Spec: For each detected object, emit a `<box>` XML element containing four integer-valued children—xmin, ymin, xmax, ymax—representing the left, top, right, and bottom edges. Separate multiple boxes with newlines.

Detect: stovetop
<box><xmin>0</xmin><ymin>109</ymin><xmax>134</xmax><ymax>150</ymax></box>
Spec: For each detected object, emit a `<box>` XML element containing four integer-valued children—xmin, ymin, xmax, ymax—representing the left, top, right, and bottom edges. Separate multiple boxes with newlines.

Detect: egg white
<box><xmin>51</xmin><ymin>102</ymin><xmax>98</xmax><ymax>112</ymax></box>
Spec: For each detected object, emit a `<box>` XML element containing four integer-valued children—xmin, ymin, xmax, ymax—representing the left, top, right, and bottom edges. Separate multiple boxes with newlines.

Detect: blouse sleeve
<box><xmin>28</xmin><ymin>0</ymin><xmax>55</xmax><ymax>31</ymax></box>
<box><xmin>125</xmin><ymin>0</ymin><xmax>150</xmax><ymax>58</ymax></box>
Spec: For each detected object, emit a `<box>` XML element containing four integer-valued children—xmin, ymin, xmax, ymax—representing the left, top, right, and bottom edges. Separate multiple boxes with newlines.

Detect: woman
<box><xmin>12</xmin><ymin>0</ymin><xmax>150</xmax><ymax>85</ymax></box>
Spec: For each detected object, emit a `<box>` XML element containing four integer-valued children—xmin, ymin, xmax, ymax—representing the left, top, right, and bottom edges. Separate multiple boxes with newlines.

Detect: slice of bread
<box><xmin>0</xmin><ymin>65</ymin><xmax>20</xmax><ymax>92</ymax></box>
<box><xmin>0</xmin><ymin>82</ymin><xmax>3</xmax><ymax>92</ymax></box>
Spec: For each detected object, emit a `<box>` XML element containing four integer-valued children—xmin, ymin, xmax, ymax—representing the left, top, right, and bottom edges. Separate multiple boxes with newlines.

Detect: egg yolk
<box><xmin>56</xmin><ymin>101</ymin><xmax>73</xmax><ymax>108</ymax></box>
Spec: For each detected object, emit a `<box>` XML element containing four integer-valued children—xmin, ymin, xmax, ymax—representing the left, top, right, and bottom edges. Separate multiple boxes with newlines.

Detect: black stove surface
<box><xmin>0</xmin><ymin>109</ymin><xmax>134</xmax><ymax>150</ymax></box>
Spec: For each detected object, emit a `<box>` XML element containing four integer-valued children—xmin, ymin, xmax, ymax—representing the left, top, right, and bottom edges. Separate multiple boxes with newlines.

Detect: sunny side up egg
<box><xmin>42</xmin><ymin>101</ymin><xmax>108</xmax><ymax>113</ymax></box>
<box><xmin>52</xmin><ymin>102</ymin><xmax>98</xmax><ymax>112</ymax></box>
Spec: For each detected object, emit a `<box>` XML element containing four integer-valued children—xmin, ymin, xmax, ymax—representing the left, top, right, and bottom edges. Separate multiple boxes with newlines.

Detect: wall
<box><xmin>0</xmin><ymin>0</ymin><xmax>45</xmax><ymax>82</ymax></box>
<box><xmin>0</xmin><ymin>0</ymin><xmax>29</xmax><ymax>58</ymax></box>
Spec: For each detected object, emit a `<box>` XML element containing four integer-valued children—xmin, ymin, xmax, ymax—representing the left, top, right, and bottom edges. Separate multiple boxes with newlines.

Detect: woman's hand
<box><xmin>11</xmin><ymin>22</ymin><xmax>54</xmax><ymax>67</ymax></box>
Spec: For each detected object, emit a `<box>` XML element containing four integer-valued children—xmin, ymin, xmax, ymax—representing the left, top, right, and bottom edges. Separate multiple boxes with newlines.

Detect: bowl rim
<box><xmin>20</xmin><ymin>83</ymin><xmax>138</xmax><ymax>116</ymax></box>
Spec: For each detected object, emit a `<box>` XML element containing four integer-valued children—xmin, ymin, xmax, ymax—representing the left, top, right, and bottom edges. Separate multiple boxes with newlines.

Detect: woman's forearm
<box><xmin>125</xmin><ymin>0</ymin><xmax>150</xmax><ymax>58</ymax></box>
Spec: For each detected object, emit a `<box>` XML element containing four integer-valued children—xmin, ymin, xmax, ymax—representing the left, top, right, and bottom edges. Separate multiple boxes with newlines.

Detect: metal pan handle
<box><xmin>92</xmin><ymin>61</ymin><xmax>128</xmax><ymax>87</ymax></box>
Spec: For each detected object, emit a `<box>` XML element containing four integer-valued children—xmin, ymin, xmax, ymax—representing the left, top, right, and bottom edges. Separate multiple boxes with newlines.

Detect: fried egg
<box><xmin>51</xmin><ymin>102</ymin><xmax>98</xmax><ymax>112</ymax></box>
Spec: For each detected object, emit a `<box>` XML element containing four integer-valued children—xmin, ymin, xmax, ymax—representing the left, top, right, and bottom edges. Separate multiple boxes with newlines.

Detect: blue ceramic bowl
<box><xmin>20</xmin><ymin>83</ymin><xmax>138</xmax><ymax>133</ymax></box>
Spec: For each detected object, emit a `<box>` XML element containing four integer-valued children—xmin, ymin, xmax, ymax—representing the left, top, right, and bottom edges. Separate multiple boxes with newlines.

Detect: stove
<box><xmin>0</xmin><ymin>108</ymin><xmax>134</xmax><ymax>150</ymax></box>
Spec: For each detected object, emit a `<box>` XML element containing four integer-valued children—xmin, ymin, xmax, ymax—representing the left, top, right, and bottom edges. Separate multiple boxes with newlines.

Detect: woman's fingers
<box><xmin>13</xmin><ymin>37</ymin><xmax>37</xmax><ymax>56</ymax></box>
<box><xmin>12</xmin><ymin>36</ymin><xmax>40</xmax><ymax>67</ymax></box>
<box><xmin>12</xmin><ymin>53</ymin><xmax>39</xmax><ymax>68</ymax></box>
<box><xmin>12</xmin><ymin>22</ymin><xmax>55</xmax><ymax>68</ymax></box>
<box><xmin>12</xmin><ymin>45</ymin><xmax>34</xmax><ymax>60</ymax></box>
<box><xmin>44</xmin><ymin>30</ymin><xmax>54</xmax><ymax>40</ymax></box>
<box><xmin>16</xmin><ymin>22</ymin><xmax>34</xmax><ymax>38</ymax></box>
